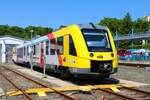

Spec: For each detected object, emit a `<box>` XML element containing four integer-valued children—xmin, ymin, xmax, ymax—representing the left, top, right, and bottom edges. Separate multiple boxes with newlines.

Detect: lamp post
<box><xmin>30</xmin><ymin>30</ymin><xmax>34</xmax><ymax>40</ymax></box>
<box><xmin>29</xmin><ymin>30</ymin><xmax>34</xmax><ymax>72</ymax></box>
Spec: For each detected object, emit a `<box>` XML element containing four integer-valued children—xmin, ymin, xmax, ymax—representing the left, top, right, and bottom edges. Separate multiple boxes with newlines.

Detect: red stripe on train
<box><xmin>46</xmin><ymin>33</ymin><xmax>54</xmax><ymax>40</ymax></box>
<box><xmin>46</xmin><ymin>33</ymin><xmax>63</xmax><ymax>65</ymax></box>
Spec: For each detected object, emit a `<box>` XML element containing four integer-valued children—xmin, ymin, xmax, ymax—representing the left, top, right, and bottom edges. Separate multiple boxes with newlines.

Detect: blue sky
<box><xmin>0</xmin><ymin>0</ymin><xmax>149</xmax><ymax>28</ymax></box>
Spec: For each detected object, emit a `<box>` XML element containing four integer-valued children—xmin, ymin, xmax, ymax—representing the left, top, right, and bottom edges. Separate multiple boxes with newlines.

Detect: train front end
<box><xmin>69</xmin><ymin>24</ymin><xmax>118</xmax><ymax>78</ymax></box>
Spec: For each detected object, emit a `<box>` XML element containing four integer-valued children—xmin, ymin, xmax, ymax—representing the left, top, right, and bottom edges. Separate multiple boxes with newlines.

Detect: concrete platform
<box><xmin>118</xmin><ymin>79</ymin><xmax>149</xmax><ymax>87</ymax></box>
<box><xmin>2</xmin><ymin>64</ymin><xmax>76</xmax><ymax>87</ymax></box>
<box><xmin>1</xmin><ymin>64</ymin><xmax>149</xmax><ymax>88</ymax></box>
<box><xmin>119</xmin><ymin>60</ymin><xmax>150</xmax><ymax>67</ymax></box>
<box><xmin>0</xmin><ymin>88</ymin><xmax>4</xmax><ymax>96</ymax></box>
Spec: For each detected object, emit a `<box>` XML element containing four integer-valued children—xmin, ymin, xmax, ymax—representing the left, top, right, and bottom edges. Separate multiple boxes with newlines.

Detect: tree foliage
<box><xmin>99</xmin><ymin>12</ymin><xmax>150</xmax><ymax>48</ymax></box>
<box><xmin>0</xmin><ymin>25</ymin><xmax>53</xmax><ymax>39</ymax></box>
<box><xmin>99</xmin><ymin>12</ymin><xmax>150</xmax><ymax>35</ymax></box>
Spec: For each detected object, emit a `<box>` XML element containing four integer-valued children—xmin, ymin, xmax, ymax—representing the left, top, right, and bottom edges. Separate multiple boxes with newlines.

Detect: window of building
<box><xmin>50</xmin><ymin>39</ymin><xmax>56</xmax><ymax>55</ymax></box>
<box><xmin>46</xmin><ymin>40</ymin><xmax>49</xmax><ymax>55</ymax></box>
<box><xmin>69</xmin><ymin>35</ymin><xmax>77</xmax><ymax>56</ymax></box>
<box><xmin>57</xmin><ymin>37</ymin><xmax>64</xmax><ymax>55</ymax></box>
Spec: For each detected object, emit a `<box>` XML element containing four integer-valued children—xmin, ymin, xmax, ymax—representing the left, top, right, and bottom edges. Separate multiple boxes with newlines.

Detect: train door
<box><xmin>63</xmin><ymin>35</ymin><xmax>69</xmax><ymax>66</ymax></box>
<box><xmin>45</xmin><ymin>40</ymin><xmax>50</xmax><ymax>65</ymax></box>
<box><xmin>40</xmin><ymin>42</ymin><xmax>44</xmax><ymax>68</ymax></box>
<box><xmin>68</xmin><ymin>35</ymin><xmax>77</xmax><ymax>67</ymax></box>
<box><xmin>12</xmin><ymin>47</ymin><xmax>17</xmax><ymax>62</ymax></box>
<box><xmin>0</xmin><ymin>44</ymin><xmax>2</xmax><ymax>63</ymax></box>
<box><xmin>57</xmin><ymin>36</ymin><xmax>64</xmax><ymax>65</ymax></box>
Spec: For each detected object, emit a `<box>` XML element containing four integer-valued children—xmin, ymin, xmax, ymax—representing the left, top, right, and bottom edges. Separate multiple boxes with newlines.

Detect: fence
<box><xmin>118</xmin><ymin>53</ymin><xmax>150</xmax><ymax>61</ymax></box>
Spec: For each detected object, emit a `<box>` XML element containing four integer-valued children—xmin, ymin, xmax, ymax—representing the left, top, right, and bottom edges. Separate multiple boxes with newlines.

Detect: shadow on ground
<box><xmin>22</xmin><ymin>65</ymin><xmax>120</xmax><ymax>85</ymax></box>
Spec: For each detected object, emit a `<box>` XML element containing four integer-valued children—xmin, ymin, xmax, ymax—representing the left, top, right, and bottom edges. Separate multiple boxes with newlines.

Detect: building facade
<box><xmin>144</xmin><ymin>15</ymin><xmax>150</xmax><ymax>22</ymax></box>
<box><xmin>0</xmin><ymin>35</ymin><xmax>26</xmax><ymax>63</ymax></box>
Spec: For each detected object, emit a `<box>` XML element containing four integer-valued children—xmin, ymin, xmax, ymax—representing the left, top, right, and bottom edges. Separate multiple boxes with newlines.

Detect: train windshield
<box><xmin>82</xmin><ymin>29</ymin><xmax>112</xmax><ymax>52</ymax></box>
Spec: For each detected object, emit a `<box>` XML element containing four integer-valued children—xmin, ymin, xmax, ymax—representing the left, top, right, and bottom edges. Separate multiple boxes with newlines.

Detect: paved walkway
<box><xmin>119</xmin><ymin>60</ymin><xmax>150</xmax><ymax>67</ymax></box>
<box><xmin>2</xmin><ymin>64</ymin><xmax>150</xmax><ymax>87</ymax></box>
<box><xmin>0</xmin><ymin>88</ymin><xmax>4</xmax><ymax>96</ymax></box>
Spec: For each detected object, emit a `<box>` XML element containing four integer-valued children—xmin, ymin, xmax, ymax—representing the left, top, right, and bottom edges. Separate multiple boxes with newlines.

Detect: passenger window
<box><xmin>18</xmin><ymin>48</ymin><xmax>23</xmax><ymax>58</ymax></box>
<box><xmin>24</xmin><ymin>47</ymin><xmax>26</xmax><ymax>56</ymax></box>
<box><xmin>57</xmin><ymin>37</ymin><xmax>64</xmax><ymax>55</ymax></box>
<box><xmin>36</xmin><ymin>44</ymin><xmax>39</xmax><ymax>55</ymax></box>
<box><xmin>50</xmin><ymin>39</ymin><xmax>56</xmax><ymax>55</ymax></box>
<box><xmin>27</xmin><ymin>47</ymin><xmax>29</xmax><ymax>56</ymax></box>
<box><xmin>69</xmin><ymin>35</ymin><xmax>77</xmax><ymax>56</ymax></box>
<box><xmin>46</xmin><ymin>40</ymin><xmax>49</xmax><ymax>55</ymax></box>
<box><xmin>33</xmin><ymin>45</ymin><xmax>36</xmax><ymax>55</ymax></box>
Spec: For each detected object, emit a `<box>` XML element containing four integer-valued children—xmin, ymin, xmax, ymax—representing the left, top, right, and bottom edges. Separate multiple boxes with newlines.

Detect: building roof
<box><xmin>0</xmin><ymin>35</ymin><xmax>28</xmax><ymax>41</ymax></box>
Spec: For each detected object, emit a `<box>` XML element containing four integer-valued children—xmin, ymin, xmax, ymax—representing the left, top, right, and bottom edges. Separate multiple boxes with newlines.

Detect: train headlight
<box><xmin>111</xmin><ymin>53</ymin><xmax>114</xmax><ymax>57</ymax></box>
<box><xmin>90</xmin><ymin>53</ymin><xmax>94</xmax><ymax>57</ymax></box>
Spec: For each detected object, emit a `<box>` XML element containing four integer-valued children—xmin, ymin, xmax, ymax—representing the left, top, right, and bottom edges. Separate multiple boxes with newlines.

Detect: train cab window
<box><xmin>82</xmin><ymin>29</ymin><xmax>112</xmax><ymax>52</ymax></box>
<box><xmin>69</xmin><ymin>35</ymin><xmax>77</xmax><ymax>56</ymax></box>
<box><xmin>57</xmin><ymin>37</ymin><xmax>64</xmax><ymax>55</ymax></box>
<box><xmin>46</xmin><ymin>40</ymin><xmax>49</xmax><ymax>55</ymax></box>
<box><xmin>50</xmin><ymin>39</ymin><xmax>56</xmax><ymax>55</ymax></box>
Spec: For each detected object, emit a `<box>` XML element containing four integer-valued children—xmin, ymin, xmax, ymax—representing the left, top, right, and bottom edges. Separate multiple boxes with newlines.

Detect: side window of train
<box><xmin>27</xmin><ymin>46</ymin><xmax>29</xmax><ymax>56</ymax></box>
<box><xmin>57</xmin><ymin>37</ymin><xmax>64</xmax><ymax>55</ymax></box>
<box><xmin>69</xmin><ymin>35</ymin><xmax>77</xmax><ymax>56</ymax></box>
<box><xmin>36</xmin><ymin>44</ymin><xmax>39</xmax><ymax>55</ymax></box>
<box><xmin>33</xmin><ymin>45</ymin><xmax>36</xmax><ymax>55</ymax></box>
<box><xmin>18</xmin><ymin>48</ymin><xmax>23</xmax><ymax>58</ymax></box>
<box><xmin>50</xmin><ymin>39</ymin><xmax>56</xmax><ymax>55</ymax></box>
<box><xmin>24</xmin><ymin>47</ymin><xmax>26</xmax><ymax>56</ymax></box>
<box><xmin>46</xmin><ymin>40</ymin><xmax>49</xmax><ymax>55</ymax></box>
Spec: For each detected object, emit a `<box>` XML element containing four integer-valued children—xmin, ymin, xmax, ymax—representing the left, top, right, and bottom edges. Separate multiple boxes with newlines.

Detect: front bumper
<box><xmin>70</xmin><ymin>67</ymin><xmax>118</xmax><ymax>75</ymax></box>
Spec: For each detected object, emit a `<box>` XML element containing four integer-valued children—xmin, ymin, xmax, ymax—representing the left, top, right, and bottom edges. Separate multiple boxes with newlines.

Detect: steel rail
<box><xmin>97</xmin><ymin>88</ymin><xmax>136</xmax><ymax>100</ymax></box>
<box><xmin>1</xmin><ymin>65</ymin><xmax>75</xmax><ymax>100</ymax></box>
<box><xmin>121</xmin><ymin>86</ymin><xmax>150</xmax><ymax>96</ymax></box>
<box><xmin>0</xmin><ymin>71</ymin><xmax>32</xmax><ymax>100</ymax></box>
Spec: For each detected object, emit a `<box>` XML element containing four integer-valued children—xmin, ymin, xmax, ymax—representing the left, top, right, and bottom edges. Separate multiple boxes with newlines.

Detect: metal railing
<box><xmin>114</xmin><ymin>31</ymin><xmax>150</xmax><ymax>41</ymax></box>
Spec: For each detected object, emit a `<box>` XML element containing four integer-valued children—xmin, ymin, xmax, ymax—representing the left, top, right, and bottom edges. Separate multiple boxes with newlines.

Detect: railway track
<box><xmin>0</xmin><ymin>64</ymin><xmax>150</xmax><ymax>100</ymax></box>
<box><xmin>0</xmin><ymin>65</ymin><xmax>75</xmax><ymax>100</ymax></box>
<box><xmin>94</xmin><ymin>86</ymin><xmax>150</xmax><ymax>100</ymax></box>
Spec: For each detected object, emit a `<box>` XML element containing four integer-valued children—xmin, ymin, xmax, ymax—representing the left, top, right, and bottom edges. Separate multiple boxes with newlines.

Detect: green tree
<box><xmin>0</xmin><ymin>25</ymin><xmax>53</xmax><ymax>39</ymax></box>
<box><xmin>25</xmin><ymin>26</ymin><xmax>53</xmax><ymax>38</ymax></box>
<box><xmin>121</xmin><ymin>12</ymin><xmax>132</xmax><ymax>34</ymax></box>
<box><xmin>99</xmin><ymin>18</ymin><xmax>122</xmax><ymax>35</ymax></box>
<box><xmin>133</xmin><ymin>18</ymin><xmax>150</xmax><ymax>33</ymax></box>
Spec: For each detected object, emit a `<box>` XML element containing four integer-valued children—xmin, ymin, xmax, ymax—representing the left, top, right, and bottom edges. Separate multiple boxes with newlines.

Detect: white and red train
<box><xmin>13</xmin><ymin>24</ymin><xmax>118</xmax><ymax>78</ymax></box>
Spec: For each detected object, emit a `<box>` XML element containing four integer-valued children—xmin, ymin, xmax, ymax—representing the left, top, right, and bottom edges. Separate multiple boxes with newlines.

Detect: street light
<box><xmin>30</xmin><ymin>30</ymin><xmax>34</xmax><ymax>40</ymax></box>
<box><xmin>29</xmin><ymin>30</ymin><xmax>34</xmax><ymax>72</ymax></box>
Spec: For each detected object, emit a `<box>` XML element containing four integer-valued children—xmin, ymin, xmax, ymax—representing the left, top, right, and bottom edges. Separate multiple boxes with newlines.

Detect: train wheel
<box><xmin>60</xmin><ymin>69</ymin><xmax>72</xmax><ymax>79</ymax></box>
<box><xmin>26</xmin><ymin>62</ymin><xmax>31</xmax><ymax>68</ymax></box>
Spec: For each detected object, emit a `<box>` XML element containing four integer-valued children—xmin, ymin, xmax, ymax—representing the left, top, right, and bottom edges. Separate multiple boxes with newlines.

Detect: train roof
<box><xmin>77</xmin><ymin>24</ymin><xmax>107</xmax><ymax>30</ymax></box>
<box><xmin>16</xmin><ymin>24</ymin><xmax>108</xmax><ymax>49</ymax></box>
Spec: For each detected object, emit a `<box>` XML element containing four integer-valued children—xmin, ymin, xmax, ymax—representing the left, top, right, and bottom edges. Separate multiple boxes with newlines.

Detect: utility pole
<box><xmin>115</xmin><ymin>30</ymin><xmax>118</xmax><ymax>48</ymax></box>
<box><xmin>131</xmin><ymin>28</ymin><xmax>134</xmax><ymax>49</ymax></box>
<box><xmin>30</xmin><ymin>30</ymin><xmax>34</xmax><ymax>40</ymax></box>
<box><xmin>30</xmin><ymin>30</ymin><xmax>34</xmax><ymax>72</ymax></box>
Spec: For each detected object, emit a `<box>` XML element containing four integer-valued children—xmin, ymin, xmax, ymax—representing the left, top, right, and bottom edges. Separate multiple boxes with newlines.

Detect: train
<box><xmin>13</xmin><ymin>24</ymin><xmax>118</xmax><ymax>78</ymax></box>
